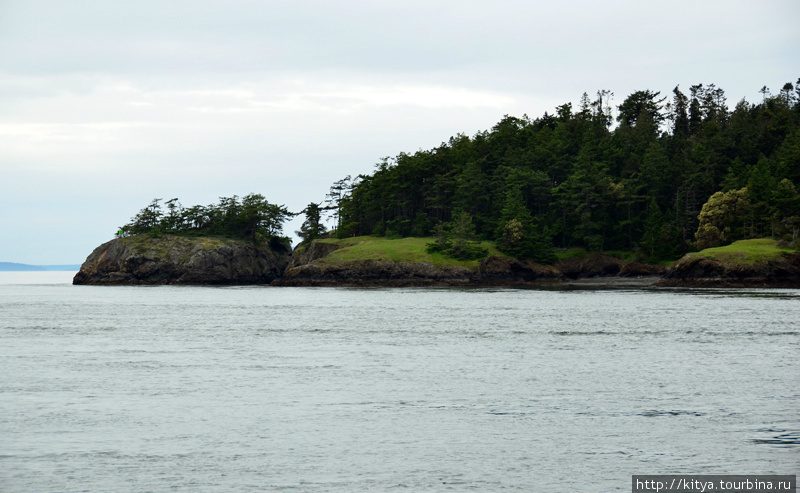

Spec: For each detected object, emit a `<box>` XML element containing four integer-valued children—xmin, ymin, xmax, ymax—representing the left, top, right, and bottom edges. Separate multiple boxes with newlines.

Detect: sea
<box><xmin>1</xmin><ymin>272</ymin><xmax>798</xmax><ymax>492</ymax></box>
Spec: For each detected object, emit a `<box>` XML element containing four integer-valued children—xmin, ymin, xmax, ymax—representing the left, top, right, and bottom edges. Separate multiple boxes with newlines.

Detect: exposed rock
<box><xmin>73</xmin><ymin>235</ymin><xmax>290</xmax><ymax>285</ymax></box>
<box><xmin>274</xmin><ymin>240</ymin><xmax>676</xmax><ymax>287</ymax></box>
<box><xmin>287</xmin><ymin>241</ymin><xmax>340</xmax><ymax>268</ymax></box>
<box><xmin>478</xmin><ymin>256</ymin><xmax>562</xmax><ymax>284</ymax></box>
<box><xmin>619</xmin><ymin>261</ymin><xmax>666</xmax><ymax>277</ymax></box>
<box><xmin>275</xmin><ymin>260</ymin><xmax>476</xmax><ymax>287</ymax></box>
<box><xmin>74</xmin><ymin>234</ymin><xmax>799</xmax><ymax>288</ymax></box>
<box><xmin>554</xmin><ymin>254</ymin><xmax>624</xmax><ymax>279</ymax></box>
<box><xmin>662</xmin><ymin>256</ymin><xmax>727</xmax><ymax>279</ymax></box>
<box><xmin>656</xmin><ymin>251</ymin><xmax>800</xmax><ymax>287</ymax></box>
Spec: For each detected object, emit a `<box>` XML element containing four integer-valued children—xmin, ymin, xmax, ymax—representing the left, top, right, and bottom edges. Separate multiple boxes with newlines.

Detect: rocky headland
<box><xmin>73</xmin><ymin>235</ymin><xmax>800</xmax><ymax>288</ymax></box>
<box><xmin>274</xmin><ymin>241</ymin><xmax>665</xmax><ymax>288</ymax></box>
<box><xmin>276</xmin><ymin>238</ymin><xmax>800</xmax><ymax>288</ymax></box>
<box><xmin>73</xmin><ymin>235</ymin><xmax>290</xmax><ymax>285</ymax></box>
<box><xmin>656</xmin><ymin>250</ymin><xmax>800</xmax><ymax>288</ymax></box>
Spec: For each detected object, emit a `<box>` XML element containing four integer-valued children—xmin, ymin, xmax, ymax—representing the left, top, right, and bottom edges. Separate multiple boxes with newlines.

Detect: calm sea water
<box><xmin>1</xmin><ymin>272</ymin><xmax>798</xmax><ymax>492</ymax></box>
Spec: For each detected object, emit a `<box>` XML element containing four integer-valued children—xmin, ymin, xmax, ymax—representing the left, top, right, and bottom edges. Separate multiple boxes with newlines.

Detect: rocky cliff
<box><xmin>275</xmin><ymin>241</ymin><xmax>660</xmax><ymax>287</ymax></box>
<box><xmin>657</xmin><ymin>251</ymin><xmax>800</xmax><ymax>287</ymax></box>
<box><xmin>276</xmin><ymin>259</ymin><xmax>478</xmax><ymax>287</ymax></box>
<box><xmin>73</xmin><ymin>235</ymin><xmax>290</xmax><ymax>285</ymax></box>
<box><xmin>75</xmin><ymin>235</ymin><xmax>798</xmax><ymax>288</ymax></box>
<box><xmin>286</xmin><ymin>241</ymin><xmax>341</xmax><ymax>269</ymax></box>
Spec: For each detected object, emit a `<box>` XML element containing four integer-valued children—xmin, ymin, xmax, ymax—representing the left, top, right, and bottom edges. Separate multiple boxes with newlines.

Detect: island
<box><xmin>73</xmin><ymin>234</ymin><xmax>799</xmax><ymax>288</ymax></box>
<box><xmin>74</xmin><ymin>81</ymin><xmax>800</xmax><ymax>287</ymax></box>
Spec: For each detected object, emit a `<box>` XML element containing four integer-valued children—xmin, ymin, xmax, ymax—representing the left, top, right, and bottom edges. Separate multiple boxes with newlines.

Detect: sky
<box><xmin>1</xmin><ymin>0</ymin><xmax>798</xmax><ymax>264</ymax></box>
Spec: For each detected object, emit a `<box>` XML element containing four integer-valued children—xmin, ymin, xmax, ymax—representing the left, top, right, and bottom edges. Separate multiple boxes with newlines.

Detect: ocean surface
<box><xmin>1</xmin><ymin>272</ymin><xmax>798</xmax><ymax>492</ymax></box>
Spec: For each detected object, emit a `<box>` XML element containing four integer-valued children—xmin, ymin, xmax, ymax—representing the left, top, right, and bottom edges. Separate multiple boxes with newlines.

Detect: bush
<box><xmin>447</xmin><ymin>242</ymin><xmax>489</xmax><ymax>261</ymax></box>
<box><xmin>426</xmin><ymin>238</ymin><xmax>488</xmax><ymax>261</ymax></box>
<box><xmin>423</xmin><ymin>214</ymin><xmax>489</xmax><ymax>261</ymax></box>
<box><xmin>497</xmin><ymin>219</ymin><xmax>557</xmax><ymax>264</ymax></box>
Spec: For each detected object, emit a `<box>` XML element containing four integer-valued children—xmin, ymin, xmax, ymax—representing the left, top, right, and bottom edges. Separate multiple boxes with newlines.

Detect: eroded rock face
<box><xmin>619</xmin><ymin>261</ymin><xmax>666</xmax><ymax>277</ymax></box>
<box><xmin>73</xmin><ymin>235</ymin><xmax>290</xmax><ymax>285</ymax></box>
<box><xmin>478</xmin><ymin>256</ymin><xmax>562</xmax><ymax>284</ymax></box>
<box><xmin>277</xmin><ymin>247</ymin><xmax>565</xmax><ymax>287</ymax></box>
<box><xmin>287</xmin><ymin>241</ymin><xmax>341</xmax><ymax>269</ymax></box>
<box><xmin>657</xmin><ymin>251</ymin><xmax>800</xmax><ymax>287</ymax></box>
<box><xmin>276</xmin><ymin>260</ymin><xmax>476</xmax><ymax>287</ymax></box>
<box><xmin>276</xmin><ymin>242</ymin><xmax>671</xmax><ymax>287</ymax></box>
<box><xmin>554</xmin><ymin>254</ymin><xmax>624</xmax><ymax>279</ymax></box>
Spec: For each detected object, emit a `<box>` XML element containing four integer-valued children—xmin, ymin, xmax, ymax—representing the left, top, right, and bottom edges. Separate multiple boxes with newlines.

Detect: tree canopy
<box><xmin>321</xmin><ymin>79</ymin><xmax>800</xmax><ymax>260</ymax></box>
<box><xmin>119</xmin><ymin>194</ymin><xmax>294</xmax><ymax>247</ymax></box>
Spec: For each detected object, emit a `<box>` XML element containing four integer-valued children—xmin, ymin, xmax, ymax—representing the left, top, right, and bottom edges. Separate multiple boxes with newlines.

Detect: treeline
<box><xmin>119</xmin><ymin>194</ymin><xmax>293</xmax><ymax>248</ymax></box>
<box><xmin>317</xmin><ymin>81</ymin><xmax>800</xmax><ymax>261</ymax></box>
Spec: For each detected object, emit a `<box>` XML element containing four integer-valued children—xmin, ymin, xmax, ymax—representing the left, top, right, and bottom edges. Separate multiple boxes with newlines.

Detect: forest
<box><xmin>122</xmin><ymin>81</ymin><xmax>800</xmax><ymax>265</ymax></box>
<box><xmin>305</xmin><ymin>81</ymin><xmax>800</xmax><ymax>262</ymax></box>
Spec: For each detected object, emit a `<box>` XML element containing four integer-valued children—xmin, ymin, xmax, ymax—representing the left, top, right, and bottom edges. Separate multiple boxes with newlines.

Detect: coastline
<box><xmin>70</xmin><ymin>236</ymin><xmax>800</xmax><ymax>289</ymax></box>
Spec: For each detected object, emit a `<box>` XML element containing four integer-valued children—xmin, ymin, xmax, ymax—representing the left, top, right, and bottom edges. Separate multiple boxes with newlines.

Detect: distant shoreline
<box><xmin>0</xmin><ymin>262</ymin><xmax>80</xmax><ymax>272</ymax></box>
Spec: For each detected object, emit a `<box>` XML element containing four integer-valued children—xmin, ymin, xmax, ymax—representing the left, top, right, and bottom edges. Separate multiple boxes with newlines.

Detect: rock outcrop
<box><xmin>276</xmin><ymin>259</ymin><xmax>477</xmax><ymax>287</ymax></box>
<box><xmin>477</xmin><ymin>256</ymin><xmax>562</xmax><ymax>284</ymax></box>
<box><xmin>73</xmin><ymin>235</ymin><xmax>290</xmax><ymax>285</ymax></box>
<box><xmin>79</xmin><ymin>236</ymin><xmax>800</xmax><ymax>288</ymax></box>
<box><xmin>657</xmin><ymin>251</ymin><xmax>800</xmax><ymax>287</ymax></box>
<box><xmin>275</xmin><ymin>243</ymin><xmax>659</xmax><ymax>287</ymax></box>
<box><xmin>555</xmin><ymin>253</ymin><xmax>625</xmax><ymax>279</ymax></box>
<box><xmin>286</xmin><ymin>241</ymin><xmax>341</xmax><ymax>269</ymax></box>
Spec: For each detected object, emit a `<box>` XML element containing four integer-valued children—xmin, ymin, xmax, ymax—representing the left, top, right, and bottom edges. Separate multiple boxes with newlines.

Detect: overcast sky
<box><xmin>1</xmin><ymin>0</ymin><xmax>798</xmax><ymax>264</ymax></box>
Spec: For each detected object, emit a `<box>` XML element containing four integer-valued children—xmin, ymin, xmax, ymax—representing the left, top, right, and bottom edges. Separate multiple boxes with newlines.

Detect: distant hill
<box><xmin>0</xmin><ymin>262</ymin><xmax>80</xmax><ymax>271</ymax></box>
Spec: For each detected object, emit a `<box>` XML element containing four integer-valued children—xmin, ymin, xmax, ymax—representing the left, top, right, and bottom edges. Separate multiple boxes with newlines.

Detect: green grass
<box><xmin>689</xmin><ymin>238</ymin><xmax>794</xmax><ymax>265</ymax></box>
<box><xmin>555</xmin><ymin>247</ymin><xmax>588</xmax><ymax>261</ymax></box>
<box><xmin>314</xmin><ymin>236</ymin><xmax>507</xmax><ymax>268</ymax></box>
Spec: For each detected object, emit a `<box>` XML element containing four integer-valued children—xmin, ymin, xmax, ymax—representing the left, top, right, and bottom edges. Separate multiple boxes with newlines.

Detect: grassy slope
<box><xmin>687</xmin><ymin>238</ymin><xmax>795</xmax><ymax>265</ymax></box>
<box><xmin>308</xmin><ymin>237</ymin><xmax>794</xmax><ymax>270</ymax></box>
<box><xmin>313</xmin><ymin>236</ymin><xmax>507</xmax><ymax>268</ymax></box>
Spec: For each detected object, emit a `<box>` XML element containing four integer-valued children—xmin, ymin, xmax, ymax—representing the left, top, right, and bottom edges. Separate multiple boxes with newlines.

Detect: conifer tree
<box><xmin>296</xmin><ymin>202</ymin><xmax>327</xmax><ymax>245</ymax></box>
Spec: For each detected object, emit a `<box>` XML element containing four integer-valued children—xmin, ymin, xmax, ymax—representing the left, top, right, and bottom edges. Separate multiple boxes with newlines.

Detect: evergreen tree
<box><xmin>296</xmin><ymin>202</ymin><xmax>327</xmax><ymax>245</ymax></box>
<box><xmin>496</xmin><ymin>188</ymin><xmax>556</xmax><ymax>263</ymax></box>
<box><xmin>120</xmin><ymin>194</ymin><xmax>293</xmax><ymax>244</ymax></box>
<box><xmin>669</xmin><ymin>86</ymin><xmax>690</xmax><ymax>138</ymax></box>
<box><xmin>328</xmin><ymin>80</ymin><xmax>800</xmax><ymax>260</ymax></box>
<box><xmin>617</xmin><ymin>90</ymin><xmax>666</xmax><ymax>128</ymax></box>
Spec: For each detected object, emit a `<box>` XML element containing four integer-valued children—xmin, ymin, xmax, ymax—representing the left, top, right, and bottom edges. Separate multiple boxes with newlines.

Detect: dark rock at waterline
<box><xmin>73</xmin><ymin>235</ymin><xmax>290</xmax><ymax>285</ymax></box>
<box><xmin>275</xmin><ymin>259</ymin><xmax>477</xmax><ymax>287</ymax></box>
<box><xmin>619</xmin><ymin>261</ymin><xmax>666</xmax><ymax>277</ymax></box>
<box><xmin>477</xmin><ymin>255</ymin><xmax>562</xmax><ymax>284</ymax></box>
<box><xmin>552</xmin><ymin>254</ymin><xmax>667</xmax><ymax>280</ymax></box>
<box><xmin>656</xmin><ymin>251</ymin><xmax>800</xmax><ymax>287</ymax></box>
<box><xmin>278</xmin><ymin>248</ymin><xmax>584</xmax><ymax>287</ymax></box>
<box><xmin>554</xmin><ymin>254</ymin><xmax>624</xmax><ymax>279</ymax></box>
<box><xmin>77</xmin><ymin>235</ymin><xmax>799</xmax><ymax>288</ymax></box>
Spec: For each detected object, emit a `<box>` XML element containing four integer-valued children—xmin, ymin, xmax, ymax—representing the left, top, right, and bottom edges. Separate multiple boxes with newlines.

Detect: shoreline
<box><xmin>272</xmin><ymin>276</ymin><xmax>799</xmax><ymax>290</ymax></box>
<box><xmin>69</xmin><ymin>236</ymin><xmax>800</xmax><ymax>289</ymax></box>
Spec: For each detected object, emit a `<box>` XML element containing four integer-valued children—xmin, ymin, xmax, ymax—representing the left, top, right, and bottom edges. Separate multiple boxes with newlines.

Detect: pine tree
<box><xmin>296</xmin><ymin>202</ymin><xmax>327</xmax><ymax>245</ymax></box>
